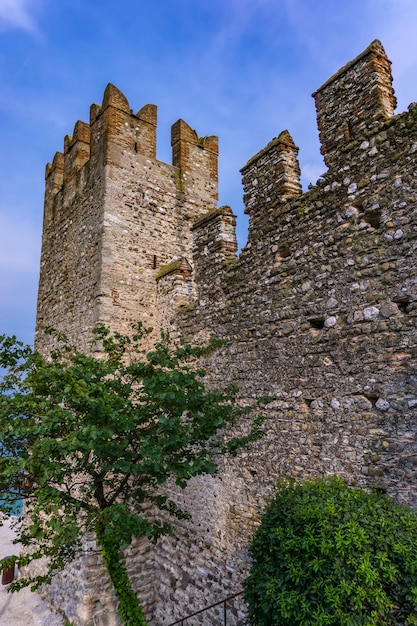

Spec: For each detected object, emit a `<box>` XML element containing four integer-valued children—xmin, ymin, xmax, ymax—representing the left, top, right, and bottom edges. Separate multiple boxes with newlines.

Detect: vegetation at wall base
<box><xmin>0</xmin><ymin>323</ymin><xmax>263</xmax><ymax>626</ymax></box>
<box><xmin>244</xmin><ymin>476</ymin><xmax>417</xmax><ymax>626</ymax></box>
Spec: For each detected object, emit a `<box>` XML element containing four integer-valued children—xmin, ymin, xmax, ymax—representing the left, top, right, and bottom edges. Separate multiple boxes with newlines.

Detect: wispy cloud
<box><xmin>0</xmin><ymin>0</ymin><xmax>41</xmax><ymax>35</ymax></box>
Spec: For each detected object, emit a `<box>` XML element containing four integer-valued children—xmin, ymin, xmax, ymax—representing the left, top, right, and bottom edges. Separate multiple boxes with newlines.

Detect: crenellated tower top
<box><xmin>44</xmin><ymin>83</ymin><xmax>218</xmax><ymax>204</ymax></box>
<box><xmin>312</xmin><ymin>40</ymin><xmax>397</xmax><ymax>170</ymax></box>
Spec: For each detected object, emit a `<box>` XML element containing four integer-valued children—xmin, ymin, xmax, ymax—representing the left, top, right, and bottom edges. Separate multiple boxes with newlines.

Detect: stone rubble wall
<box><xmin>149</xmin><ymin>40</ymin><xmax>417</xmax><ymax>624</ymax></box>
<box><xmin>35</xmin><ymin>40</ymin><xmax>417</xmax><ymax>625</ymax></box>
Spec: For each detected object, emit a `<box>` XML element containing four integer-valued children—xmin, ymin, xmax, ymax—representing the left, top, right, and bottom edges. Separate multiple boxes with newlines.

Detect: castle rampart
<box><xmin>35</xmin><ymin>41</ymin><xmax>417</xmax><ymax>626</ymax></box>
<box><xmin>150</xmin><ymin>40</ymin><xmax>417</xmax><ymax>625</ymax></box>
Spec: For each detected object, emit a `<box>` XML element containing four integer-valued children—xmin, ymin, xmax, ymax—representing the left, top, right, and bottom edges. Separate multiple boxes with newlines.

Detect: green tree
<box><xmin>0</xmin><ymin>324</ymin><xmax>262</xmax><ymax>626</ymax></box>
<box><xmin>244</xmin><ymin>477</ymin><xmax>417</xmax><ymax>626</ymax></box>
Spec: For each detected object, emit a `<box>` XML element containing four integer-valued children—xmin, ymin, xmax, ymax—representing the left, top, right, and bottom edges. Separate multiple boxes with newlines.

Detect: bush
<box><xmin>244</xmin><ymin>477</ymin><xmax>417</xmax><ymax>626</ymax></box>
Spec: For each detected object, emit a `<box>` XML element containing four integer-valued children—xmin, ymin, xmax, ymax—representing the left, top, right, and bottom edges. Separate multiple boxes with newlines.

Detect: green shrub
<box><xmin>244</xmin><ymin>477</ymin><xmax>417</xmax><ymax>625</ymax></box>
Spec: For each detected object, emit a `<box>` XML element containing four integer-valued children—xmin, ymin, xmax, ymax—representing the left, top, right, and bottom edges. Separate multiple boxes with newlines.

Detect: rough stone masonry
<box><xmin>36</xmin><ymin>40</ymin><xmax>417</xmax><ymax>625</ymax></box>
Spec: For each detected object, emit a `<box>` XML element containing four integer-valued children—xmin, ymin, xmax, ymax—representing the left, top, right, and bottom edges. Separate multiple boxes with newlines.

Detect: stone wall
<box><xmin>36</xmin><ymin>84</ymin><xmax>218</xmax><ymax>354</ymax></box>
<box><xmin>150</xmin><ymin>39</ymin><xmax>417</xmax><ymax>624</ymax></box>
<box><xmin>35</xmin><ymin>40</ymin><xmax>417</xmax><ymax>625</ymax></box>
<box><xmin>35</xmin><ymin>84</ymin><xmax>219</xmax><ymax>624</ymax></box>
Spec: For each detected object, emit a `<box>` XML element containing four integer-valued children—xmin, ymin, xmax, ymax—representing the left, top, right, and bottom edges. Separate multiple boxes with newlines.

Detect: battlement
<box><xmin>63</xmin><ymin>120</ymin><xmax>91</xmax><ymax>184</ymax></box>
<box><xmin>192</xmin><ymin>205</ymin><xmax>237</xmax><ymax>261</ymax></box>
<box><xmin>44</xmin><ymin>83</ymin><xmax>218</xmax><ymax>201</ymax></box>
<box><xmin>44</xmin><ymin>151</ymin><xmax>64</xmax><ymax>199</ymax></box>
<box><xmin>171</xmin><ymin>119</ymin><xmax>218</xmax><ymax>185</ymax></box>
<box><xmin>313</xmin><ymin>40</ymin><xmax>397</xmax><ymax>169</ymax></box>
<box><xmin>240</xmin><ymin>130</ymin><xmax>302</xmax><ymax>241</ymax></box>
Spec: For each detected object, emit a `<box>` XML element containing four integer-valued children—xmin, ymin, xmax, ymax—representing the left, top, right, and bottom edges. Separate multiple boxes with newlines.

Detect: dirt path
<box><xmin>0</xmin><ymin>517</ymin><xmax>65</xmax><ymax>626</ymax></box>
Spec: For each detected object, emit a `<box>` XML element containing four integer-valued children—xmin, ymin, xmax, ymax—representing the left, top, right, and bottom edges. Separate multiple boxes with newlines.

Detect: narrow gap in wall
<box><xmin>364</xmin><ymin>393</ymin><xmax>378</xmax><ymax>406</ymax></box>
<box><xmin>392</xmin><ymin>296</ymin><xmax>410</xmax><ymax>314</ymax></box>
<box><xmin>352</xmin><ymin>200</ymin><xmax>364</xmax><ymax>212</ymax></box>
<box><xmin>278</xmin><ymin>246</ymin><xmax>291</xmax><ymax>260</ymax></box>
<box><xmin>362</xmin><ymin>210</ymin><xmax>381</xmax><ymax>229</ymax></box>
<box><xmin>153</xmin><ymin>255</ymin><xmax>157</xmax><ymax>269</ymax></box>
<box><xmin>308</xmin><ymin>318</ymin><xmax>325</xmax><ymax>329</ymax></box>
<box><xmin>134</xmin><ymin>142</ymin><xmax>138</xmax><ymax>153</ymax></box>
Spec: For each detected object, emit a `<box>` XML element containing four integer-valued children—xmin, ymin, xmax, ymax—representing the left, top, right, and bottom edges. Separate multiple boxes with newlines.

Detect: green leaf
<box><xmin>0</xmin><ymin>323</ymin><xmax>263</xmax><ymax>625</ymax></box>
<box><xmin>245</xmin><ymin>477</ymin><xmax>417</xmax><ymax>626</ymax></box>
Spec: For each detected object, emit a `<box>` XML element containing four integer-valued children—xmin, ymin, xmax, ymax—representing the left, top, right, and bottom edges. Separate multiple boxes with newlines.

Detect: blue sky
<box><xmin>1</xmin><ymin>0</ymin><xmax>417</xmax><ymax>345</ymax></box>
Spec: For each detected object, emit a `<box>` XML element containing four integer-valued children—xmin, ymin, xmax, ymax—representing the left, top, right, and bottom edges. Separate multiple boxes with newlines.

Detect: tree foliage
<box><xmin>0</xmin><ymin>324</ymin><xmax>262</xmax><ymax>625</ymax></box>
<box><xmin>244</xmin><ymin>477</ymin><xmax>417</xmax><ymax>626</ymax></box>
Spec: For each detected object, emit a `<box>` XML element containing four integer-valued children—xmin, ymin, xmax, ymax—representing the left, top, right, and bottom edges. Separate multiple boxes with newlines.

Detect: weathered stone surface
<box><xmin>37</xmin><ymin>87</ymin><xmax>218</xmax><ymax>355</ymax></box>
<box><xmin>35</xmin><ymin>41</ymin><xmax>417</xmax><ymax>626</ymax></box>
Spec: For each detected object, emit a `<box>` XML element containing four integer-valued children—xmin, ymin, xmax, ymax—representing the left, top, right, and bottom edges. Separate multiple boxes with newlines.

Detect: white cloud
<box><xmin>0</xmin><ymin>0</ymin><xmax>41</xmax><ymax>34</ymax></box>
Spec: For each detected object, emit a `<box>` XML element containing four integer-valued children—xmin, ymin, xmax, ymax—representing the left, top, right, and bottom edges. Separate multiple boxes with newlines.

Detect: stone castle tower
<box><xmin>36</xmin><ymin>41</ymin><xmax>417</xmax><ymax>626</ymax></box>
<box><xmin>36</xmin><ymin>83</ymin><xmax>221</xmax><ymax>352</ymax></box>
